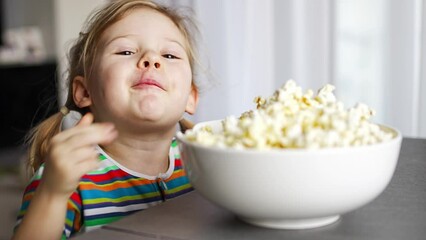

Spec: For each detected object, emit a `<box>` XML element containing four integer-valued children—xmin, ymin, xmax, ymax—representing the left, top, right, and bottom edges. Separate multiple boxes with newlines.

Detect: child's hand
<box><xmin>39</xmin><ymin>113</ymin><xmax>118</xmax><ymax>198</ymax></box>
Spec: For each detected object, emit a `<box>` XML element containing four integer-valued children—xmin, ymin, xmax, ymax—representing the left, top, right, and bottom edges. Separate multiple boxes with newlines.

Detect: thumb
<box><xmin>77</xmin><ymin>112</ymin><xmax>94</xmax><ymax>127</ymax></box>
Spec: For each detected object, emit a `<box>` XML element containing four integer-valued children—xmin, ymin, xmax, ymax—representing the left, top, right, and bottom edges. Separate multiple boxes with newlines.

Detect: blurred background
<box><xmin>58</xmin><ymin>0</ymin><xmax>426</xmax><ymax>138</ymax></box>
<box><xmin>0</xmin><ymin>0</ymin><xmax>425</xmax><ymax>238</ymax></box>
<box><xmin>1</xmin><ymin>0</ymin><xmax>424</xmax><ymax>143</ymax></box>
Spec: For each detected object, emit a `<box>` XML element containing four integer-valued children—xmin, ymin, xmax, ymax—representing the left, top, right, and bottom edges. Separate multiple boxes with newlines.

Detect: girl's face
<box><xmin>81</xmin><ymin>8</ymin><xmax>197</xmax><ymax>132</ymax></box>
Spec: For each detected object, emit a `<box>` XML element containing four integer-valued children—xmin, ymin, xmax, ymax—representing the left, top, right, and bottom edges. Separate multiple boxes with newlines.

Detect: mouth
<box><xmin>132</xmin><ymin>78</ymin><xmax>165</xmax><ymax>91</ymax></box>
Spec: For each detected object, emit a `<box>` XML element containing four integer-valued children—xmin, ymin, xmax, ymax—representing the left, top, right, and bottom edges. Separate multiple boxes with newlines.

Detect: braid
<box><xmin>25</xmin><ymin>110</ymin><xmax>65</xmax><ymax>176</ymax></box>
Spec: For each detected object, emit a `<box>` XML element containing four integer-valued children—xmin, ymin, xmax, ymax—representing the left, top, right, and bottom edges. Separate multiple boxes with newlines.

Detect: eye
<box><xmin>116</xmin><ymin>51</ymin><xmax>135</xmax><ymax>56</ymax></box>
<box><xmin>163</xmin><ymin>54</ymin><xmax>179</xmax><ymax>59</ymax></box>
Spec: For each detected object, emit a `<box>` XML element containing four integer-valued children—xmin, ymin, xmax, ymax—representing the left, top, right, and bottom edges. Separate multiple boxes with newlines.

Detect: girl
<box><xmin>13</xmin><ymin>0</ymin><xmax>199</xmax><ymax>239</ymax></box>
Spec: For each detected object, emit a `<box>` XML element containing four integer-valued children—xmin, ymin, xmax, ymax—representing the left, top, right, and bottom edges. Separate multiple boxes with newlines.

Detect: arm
<box><xmin>12</xmin><ymin>113</ymin><xmax>118</xmax><ymax>240</ymax></box>
<box><xmin>13</xmin><ymin>181</ymin><xmax>71</xmax><ymax>240</ymax></box>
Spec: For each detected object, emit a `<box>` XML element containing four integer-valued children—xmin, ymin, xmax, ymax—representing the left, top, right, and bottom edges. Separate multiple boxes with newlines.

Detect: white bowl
<box><xmin>176</xmin><ymin>120</ymin><xmax>402</xmax><ymax>229</ymax></box>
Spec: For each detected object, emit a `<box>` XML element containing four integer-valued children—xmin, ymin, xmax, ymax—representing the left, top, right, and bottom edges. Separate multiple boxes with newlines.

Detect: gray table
<box><xmin>75</xmin><ymin>138</ymin><xmax>426</xmax><ymax>240</ymax></box>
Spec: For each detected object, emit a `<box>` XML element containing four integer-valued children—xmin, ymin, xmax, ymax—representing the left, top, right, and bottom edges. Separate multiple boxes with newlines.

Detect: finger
<box><xmin>67</xmin><ymin>147</ymin><xmax>100</xmax><ymax>165</ymax></box>
<box><xmin>77</xmin><ymin>112</ymin><xmax>94</xmax><ymax>127</ymax></box>
<box><xmin>55</xmin><ymin>121</ymin><xmax>116</xmax><ymax>144</ymax></box>
<box><xmin>53</xmin><ymin>112</ymin><xmax>98</xmax><ymax>141</ymax></box>
<box><xmin>53</xmin><ymin>147</ymin><xmax>101</xmax><ymax>177</ymax></box>
<box><xmin>53</xmin><ymin>113</ymin><xmax>117</xmax><ymax>142</ymax></box>
<box><xmin>54</xmin><ymin>125</ymin><xmax>118</xmax><ymax>153</ymax></box>
<box><xmin>70</xmin><ymin>124</ymin><xmax>118</xmax><ymax>146</ymax></box>
<box><xmin>46</xmin><ymin>145</ymin><xmax>100</xmax><ymax>175</ymax></box>
<box><xmin>75</xmin><ymin>156</ymin><xmax>102</xmax><ymax>177</ymax></box>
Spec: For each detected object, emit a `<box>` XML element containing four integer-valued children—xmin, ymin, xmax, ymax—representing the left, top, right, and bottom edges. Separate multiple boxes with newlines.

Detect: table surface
<box><xmin>75</xmin><ymin>138</ymin><xmax>426</xmax><ymax>240</ymax></box>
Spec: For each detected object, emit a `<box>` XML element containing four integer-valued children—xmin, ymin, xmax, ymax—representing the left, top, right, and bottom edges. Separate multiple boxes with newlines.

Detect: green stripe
<box><xmin>98</xmin><ymin>154</ymin><xmax>107</xmax><ymax>160</ymax></box>
<box><xmin>85</xmin><ymin>216</ymin><xmax>122</xmax><ymax>227</ymax></box>
<box><xmin>88</xmin><ymin>165</ymin><xmax>119</xmax><ymax>175</ymax></box>
<box><xmin>84</xmin><ymin>192</ymin><xmax>161</xmax><ymax>205</ymax></box>
<box><xmin>65</xmin><ymin>218</ymin><xmax>74</xmax><ymax>227</ymax></box>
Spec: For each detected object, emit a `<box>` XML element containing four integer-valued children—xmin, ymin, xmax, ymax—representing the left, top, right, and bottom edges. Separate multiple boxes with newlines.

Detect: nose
<box><xmin>138</xmin><ymin>52</ymin><xmax>161</xmax><ymax>69</ymax></box>
<box><xmin>142</xmin><ymin>61</ymin><xmax>161</xmax><ymax>69</ymax></box>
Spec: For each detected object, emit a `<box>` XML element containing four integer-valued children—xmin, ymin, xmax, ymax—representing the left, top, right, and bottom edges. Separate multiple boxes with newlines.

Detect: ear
<box><xmin>73</xmin><ymin>76</ymin><xmax>92</xmax><ymax>108</ymax></box>
<box><xmin>185</xmin><ymin>84</ymin><xmax>199</xmax><ymax>115</ymax></box>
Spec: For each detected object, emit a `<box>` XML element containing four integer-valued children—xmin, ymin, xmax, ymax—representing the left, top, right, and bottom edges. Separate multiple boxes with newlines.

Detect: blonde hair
<box><xmin>25</xmin><ymin>0</ymin><xmax>199</xmax><ymax>175</ymax></box>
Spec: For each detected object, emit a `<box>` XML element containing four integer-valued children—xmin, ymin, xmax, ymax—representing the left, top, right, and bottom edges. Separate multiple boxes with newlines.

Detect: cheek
<box><xmin>174</xmin><ymin>64</ymin><xmax>193</xmax><ymax>89</ymax></box>
<box><xmin>174</xmin><ymin>72</ymin><xmax>192</xmax><ymax>102</ymax></box>
<box><xmin>89</xmin><ymin>65</ymin><xmax>123</xmax><ymax>102</ymax></box>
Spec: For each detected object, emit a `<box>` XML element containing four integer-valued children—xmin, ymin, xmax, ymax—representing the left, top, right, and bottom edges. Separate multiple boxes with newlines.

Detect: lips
<box><xmin>132</xmin><ymin>77</ymin><xmax>165</xmax><ymax>90</ymax></box>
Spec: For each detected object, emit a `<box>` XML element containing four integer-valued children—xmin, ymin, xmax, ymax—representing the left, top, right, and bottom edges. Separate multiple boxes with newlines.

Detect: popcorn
<box><xmin>184</xmin><ymin>80</ymin><xmax>395</xmax><ymax>149</ymax></box>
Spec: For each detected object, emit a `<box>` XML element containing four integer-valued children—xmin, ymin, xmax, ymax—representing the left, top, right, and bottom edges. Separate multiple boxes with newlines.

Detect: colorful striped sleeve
<box><xmin>15</xmin><ymin>164</ymin><xmax>83</xmax><ymax>239</ymax></box>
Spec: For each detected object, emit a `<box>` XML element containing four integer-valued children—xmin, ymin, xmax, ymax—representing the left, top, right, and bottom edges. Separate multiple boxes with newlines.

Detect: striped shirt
<box><xmin>16</xmin><ymin>139</ymin><xmax>193</xmax><ymax>239</ymax></box>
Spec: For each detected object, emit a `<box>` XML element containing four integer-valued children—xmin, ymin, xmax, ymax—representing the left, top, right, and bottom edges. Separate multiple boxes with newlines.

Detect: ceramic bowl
<box><xmin>176</xmin><ymin>120</ymin><xmax>402</xmax><ymax>229</ymax></box>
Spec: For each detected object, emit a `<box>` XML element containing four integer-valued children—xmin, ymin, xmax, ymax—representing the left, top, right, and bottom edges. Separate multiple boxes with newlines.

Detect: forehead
<box><xmin>100</xmin><ymin>7</ymin><xmax>186</xmax><ymax>45</ymax></box>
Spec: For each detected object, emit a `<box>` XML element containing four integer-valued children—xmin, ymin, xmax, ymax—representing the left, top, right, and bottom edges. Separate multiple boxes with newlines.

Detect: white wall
<box><xmin>421</xmin><ymin>0</ymin><xmax>426</xmax><ymax>137</ymax></box>
<box><xmin>274</xmin><ymin>0</ymin><xmax>333</xmax><ymax>92</ymax></box>
<box><xmin>192</xmin><ymin>0</ymin><xmax>275</xmax><ymax>122</ymax></box>
<box><xmin>382</xmin><ymin>0</ymin><xmax>421</xmax><ymax>137</ymax></box>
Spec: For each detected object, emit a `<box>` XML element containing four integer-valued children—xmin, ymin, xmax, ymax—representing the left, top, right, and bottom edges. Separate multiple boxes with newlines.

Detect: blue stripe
<box><xmin>20</xmin><ymin>201</ymin><xmax>30</xmax><ymax>213</ymax></box>
<box><xmin>174</xmin><ymin>164</ymin><xmax>184</xmax><ymax>171</ymax></box>
<box><xmin>165</xmin><ymin>187</ymin><xmax>194</xmax><ymax>200</ymax></box>
<box><xmin>165</xmin><ymin>176</ymin><xmax>191</xmax><ymax>189</ymax></box>
<box><xmin>81</xmin><ymin>183</ymin><xmax>158</xmax><ymax>199</ymax></box>
<box><xmin>85</xmin><ymin>209</ymin><xmax>141</xmax><ymax>220</ymax></box>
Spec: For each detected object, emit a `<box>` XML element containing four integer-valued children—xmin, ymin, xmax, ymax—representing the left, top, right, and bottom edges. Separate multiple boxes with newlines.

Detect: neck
<box><xmin>100</xmin><ymin>127</ymin><xmax>176</xmax><ymax>176</ymax></box>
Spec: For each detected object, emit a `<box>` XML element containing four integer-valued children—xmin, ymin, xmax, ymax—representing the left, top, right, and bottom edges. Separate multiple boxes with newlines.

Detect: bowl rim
<box><xmin>176</xmin><ymin>119</ymin><xmax>402</xmax><ymax>154</ymax></box>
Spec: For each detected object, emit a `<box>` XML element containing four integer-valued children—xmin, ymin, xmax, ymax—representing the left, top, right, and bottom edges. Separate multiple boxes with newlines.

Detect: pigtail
<box><xmin>25</xmin><ymin>110</ymin><xmax>64</xmax><ymax>177</ymax></box>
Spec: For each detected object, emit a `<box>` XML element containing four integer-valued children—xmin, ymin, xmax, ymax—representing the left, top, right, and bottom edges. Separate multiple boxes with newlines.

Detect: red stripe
<box><xmin>25</xmin><ymin>179</ymin><xmax>41</xmax><ymax>192</ymax></box>
<box><xmin>70</xmin><ymin>191</ymin><xmax>82</xmax><ymax>206</ymax></box>
<box><xmin>82</xmin><ymin>169</ymin><xmax>127</xmax><ymax>182</ymax></box>
<box><xmin>175</xmin><ymin>158</ymin><xmax>183</xmax><ymax>167</ymax></box>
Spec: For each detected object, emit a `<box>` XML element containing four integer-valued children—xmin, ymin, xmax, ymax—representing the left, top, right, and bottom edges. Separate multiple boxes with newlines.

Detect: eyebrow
<box><xmin>164</xmin><ymin>37</ymin><xmax>188</xmax><ymax>51</ymax></box>
<box><xmin>103</xmin><ymin>35</ymin><xmax>134</xmax><ymax>48</ymax></box>
<box><xmin>103</xmin><ymin>35</ymin><xmax>187</xmax><ymax>51</ymax></box>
